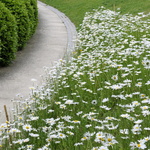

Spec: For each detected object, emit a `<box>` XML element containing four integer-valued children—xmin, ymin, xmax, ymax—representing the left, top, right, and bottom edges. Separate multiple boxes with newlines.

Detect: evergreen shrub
<box><xmin>0</xmin><ymin>0</ymin><xmax>38</xmax><ymax>66</ymax></box>
<box><xmin>0</xmin><ymin>0</ymin><xmax>30</xmax><ymax>50</ymax></box>
<box><xmin>30</xmin><ymin>0</ymin><xmax>38</xmax><ymax>22</ymax></box>
<box><xmin>0</xmin><ymin>2</ymin><xmax>18</xmax><ymax>66</ymax></box>
<box><xmin>23</xmin><ymin>0</ymin><xmax>38</xmax><ymax>36</ymax></box>
<box><xmin>29</xmin><ymin>0</ymin><xmax>38</xmax><ymax>33</ymax></box>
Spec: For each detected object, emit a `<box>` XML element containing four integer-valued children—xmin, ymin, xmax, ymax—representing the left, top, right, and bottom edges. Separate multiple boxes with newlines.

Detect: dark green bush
<box><xmin>0</xmin><ymin>2</ymin><xmax>18</xmax><ymax>66</ymax></box>
<box><xmin>29</xmin><ymin>0</ymin><xmax>38</xmax><ymax>23</ymax></box>
<box><xmin>0</xmin><ymin>0</ymin><xmax>38</xmax><ymax>66</ymax></box>
<box><xmin>23</xmin><ymin>0</ymin><xmax>38</xmax><ymax>36</ymax></box>
<box><xmin>0</xmin><ymin>0</ymin><xmax>31</xmax><ymax>50</ymax></box>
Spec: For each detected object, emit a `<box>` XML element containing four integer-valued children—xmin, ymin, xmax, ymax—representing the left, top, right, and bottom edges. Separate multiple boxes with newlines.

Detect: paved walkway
<box><xmin>0</xmin><ymin>1</ymin><xmax>77</xmax><ymax>124</ymax></box>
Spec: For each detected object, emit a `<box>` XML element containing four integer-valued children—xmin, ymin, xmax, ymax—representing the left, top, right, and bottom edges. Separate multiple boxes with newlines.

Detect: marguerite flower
<box><xmin>23</xmin><ymin>124</ymin><xmax>32</xmax><ymax>132</ymax></box>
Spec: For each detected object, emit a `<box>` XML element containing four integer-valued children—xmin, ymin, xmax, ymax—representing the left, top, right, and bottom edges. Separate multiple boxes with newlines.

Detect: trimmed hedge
<box><xmin>0</xmin><ymin>0</ymin><xmax>38</xmax><ymax>66</ymax></box>
<box><xmin>23</xmin><ymin>0</ymin><xmax>38</xmax><ymax>36</ymax></box>
<box><xmin>30</xmin><ymin>0</ymin><xmax>38</xmax><ymax>21</ymax></box>
<box><xmin>0</xmin><ymin>0</ymin><xmax>31</xmax><ymax>50</ymax></box>
<box><xmin>0</xmin><ymin>1</ymin><xmax>18</xmax><ymax>66</ymax></box>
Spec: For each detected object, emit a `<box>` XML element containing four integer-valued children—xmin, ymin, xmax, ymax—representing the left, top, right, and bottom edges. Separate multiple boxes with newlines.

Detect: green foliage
<box><xmin>0</xmin><ymin>2</ymin><xmax>18</xmax><ymax>66</ymax></box>
<box><xmin>40</xmin><ymin>0</ymin><xmax>150</xmax><ymax>28</ymax></box>
<box><xmin>0</xmin><ymin>0</ymin><xmax>38</xmax><ymax>66</ymax></box>
<box><xmin>0</xmin><ymin>0</ymin><xmax>30</xmax><ymax>50</ymax></box>
<box><xmin>0</xmin><ymin>1</ymin><xmax>150</xmax><ymax>149</ymax></box>
<box><xmin>30</xmin><ymin>0</ymin><xmax>38</xmax><ymax>23</ymax></box>
<box><xmin>23</xmin><ymin>0</ymin><xmax>38</xmax><ymax>36</ymax></box>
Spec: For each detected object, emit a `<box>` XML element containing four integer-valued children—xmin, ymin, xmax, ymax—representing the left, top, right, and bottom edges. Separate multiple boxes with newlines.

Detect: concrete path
<box><xmin>0</xmin><ymin>1</ymin><xmax>76</xmax><ymax>124</ymax></box>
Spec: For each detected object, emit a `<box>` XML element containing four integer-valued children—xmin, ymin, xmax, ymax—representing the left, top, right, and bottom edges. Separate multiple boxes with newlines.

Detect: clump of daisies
<box><xmin>0</xmin><ymin>6</ymin><xmax>150</xmax><ymax>150</ymax></box>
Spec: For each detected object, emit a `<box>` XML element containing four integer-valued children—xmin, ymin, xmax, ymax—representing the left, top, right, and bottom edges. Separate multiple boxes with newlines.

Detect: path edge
<box><xmin>38</xmin><ymin>1</ymin><xmax>77</xmax><ymax>56</ymax></box>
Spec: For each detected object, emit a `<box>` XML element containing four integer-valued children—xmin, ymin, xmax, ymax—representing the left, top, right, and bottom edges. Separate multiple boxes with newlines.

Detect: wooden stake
<box><xmin>4</xmin><ymin>105</ymin><xmax>9</xmax><ymax>122</ymax></box>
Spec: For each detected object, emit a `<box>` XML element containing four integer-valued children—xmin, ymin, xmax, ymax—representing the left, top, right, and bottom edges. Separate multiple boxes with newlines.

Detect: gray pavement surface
<box><xmin>0</xmin><ymin>1</ymin><xmax>77</xmax><ymax>124</ymax></box>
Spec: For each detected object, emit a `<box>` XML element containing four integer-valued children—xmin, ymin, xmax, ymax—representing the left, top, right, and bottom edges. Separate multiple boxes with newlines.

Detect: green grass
<box><xmin>0</xmin><ymin>1</ymin><xmax>150</xmax><ymax>150</ymax></box>
<box><xmin>40</xmin><ymin>0</ymin><xmax>150</xmax><ymax>27</ymax></box>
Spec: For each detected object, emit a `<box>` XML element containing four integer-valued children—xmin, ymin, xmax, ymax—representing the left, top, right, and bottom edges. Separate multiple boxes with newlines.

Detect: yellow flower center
<box><xmin>137</xmin><ymin>144</ymin><xmax>141</xmax><ymax>147</ymax></box>
<box><xmin>73</xmin><ymin>120</ymin><xmax>79</xmax><ymax>122</ymax></box>
<box><xmin>99</xmin><ymin>137</ymin><xmax>105</xmax><ymax>141</ymax></box>
<box><xmin>108</xmin><ymin>138</ymin><xmax>112</xmax><ymax>142</ymax></box>
<box><xmin>26</xmin><ymin>126</ymin><xmax>30</xmax><ymax>129</ymax></box>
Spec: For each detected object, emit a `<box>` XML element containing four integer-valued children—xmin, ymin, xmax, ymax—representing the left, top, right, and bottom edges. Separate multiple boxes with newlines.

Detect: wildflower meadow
<box><xmin>0</xmin><ymin>7</ymin><xmax>150</xmax><ymax>150</ymax></box>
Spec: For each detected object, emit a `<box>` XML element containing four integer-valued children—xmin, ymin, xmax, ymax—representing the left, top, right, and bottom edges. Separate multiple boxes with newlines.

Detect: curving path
<box><xmin>0</xmin><ymin>1</ymin><xmax>77</xmax><ymax>124</ymax></box>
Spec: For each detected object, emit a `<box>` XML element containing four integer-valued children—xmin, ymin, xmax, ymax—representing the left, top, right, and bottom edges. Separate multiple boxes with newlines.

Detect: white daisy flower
<box><xmin>23</xmin><ymin>124</ymin><xmax>32</xmax><ymax>132</ymax></box>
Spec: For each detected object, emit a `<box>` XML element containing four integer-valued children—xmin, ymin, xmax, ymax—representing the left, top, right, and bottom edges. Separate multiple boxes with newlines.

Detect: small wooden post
<box><xmin>4</xmin><ymin>105</ymin><xmax>9</xmax><ymax>122</ymax></box>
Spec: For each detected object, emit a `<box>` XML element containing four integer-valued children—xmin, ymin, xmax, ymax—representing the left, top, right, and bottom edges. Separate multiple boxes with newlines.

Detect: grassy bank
<box><xmin>0</xmin><ymin>1</ymin><xmax>150</xmax><ymax>150</ymax></box>
<box><xmin>40</xmin><ymin>0</ymin><xmax>150</xmax><ymax>27</ymax></box>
